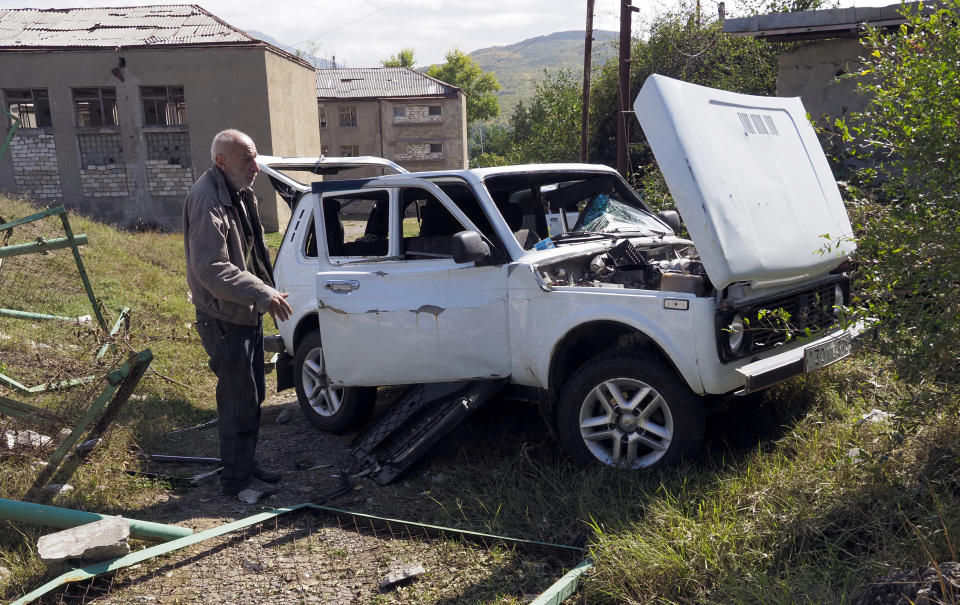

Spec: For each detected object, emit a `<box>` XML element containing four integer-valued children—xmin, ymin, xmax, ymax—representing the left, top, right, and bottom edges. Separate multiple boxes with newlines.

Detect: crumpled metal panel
<box><xmin>316</xmin><ymin>67</ymin><xmax>459</xmax><ymax>99</ymax></box>
<box><xmin>0</xmin><ymin>6</ymin><xmax>252</xmax><ymax>48</ymax></box>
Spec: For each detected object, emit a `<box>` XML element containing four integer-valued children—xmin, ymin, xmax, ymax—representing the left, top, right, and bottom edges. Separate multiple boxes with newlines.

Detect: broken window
<box><xmin>401</xmin><ymin>188</ymin><xmax>466</xmax><ymax>260</ymax></box>
<box><xmin>4</xmin><ymin>89</ymin><xmax>52</xmax><ymax>128</ymax></box>
<box><xmin>318</xmin><ymin>104</ymin><xmax>327</xmax><ymax>128</ymax></box>
<box><xmin>73</xmin><ymin>88</ymin><xmax>118</xmax><ymax>127</ymax></box>
<box><xmin>338</xmin><ymin>106</ymin><xmax>357</xmax><ymax>128</ymax></box>
<box><xmin>428</xmin><ymin>105</ymin><xmax>441</xmax><ymax>117</ymax></box>
<box><xmin>430</xmin><ymin>143</ymin><xmax>443</xmax><ymax>154</ymax></box>
<box><xmin>141</xmin><ymin>86</ymin><xmax>186</xmax><ymax>126</ymax></box>
<box><xmin>339</xmin><ymin>145</ymin><xmax>359</xmax><ymax>157</ymax></box>
<box><xmin>393</xmin><ymin>106</ymin><xmax>405</xmax><ymax>118</ymax></box>
<box><xmin>322</xmin><ymin>190</ymin><xmax>390</xmax><ymax>258</ymax></box>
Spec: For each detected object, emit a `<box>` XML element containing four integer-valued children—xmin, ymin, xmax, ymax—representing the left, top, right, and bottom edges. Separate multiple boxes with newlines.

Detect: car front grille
<box><xmin>717</xmin><ymin>279</ymin><xmax>845</xmax><ymax>362</ymax></box>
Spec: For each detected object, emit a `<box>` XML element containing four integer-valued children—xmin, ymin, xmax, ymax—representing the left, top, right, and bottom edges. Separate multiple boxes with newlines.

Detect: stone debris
<box><xmin>37</xmin><ymin>516</ymin><xmax>130</xmax><ymax>571</ymax></box>
<box><xmin>4</xmin><ymin>429</ymin><xmax>52</xmax><ymax>449</ymax></box>
<box><xmin>241</xmin><ymin>558</ymin><xmax>264</xmax><ymax>572</ymax></box>
<box><xmin>0</xmin><ymin>564</ymin><xmax>11</xmax><ymax>582</ymax></box>
<box><xmin>236</xmin><ymin>489</ymin><xmax>261</xmax><ymax>504</ymax></box>
<box><xmin>235</xmin><ymin>481</ymin><xmax>277</xmax><ymax>504</ymax></box>
<box><xmin>74</xmin><ymin>437</ymin><xmax>102</xmax><ymax>454</ymax></box>
<box><xmin>856</xmin><ymin>562</ymin><xmax>960</xmax><ymax>605</ymax></box>
<box><xmin>275</xmin><ymin>405</ymin><xmax>296</xmax><ymax>424</ymax></box>
<box><xmin>44</xmin><ymin>483</ymin><xmax>73</xmax><ymax>494</ymax></box>
<box><xmin>379</xmin><ymin>563</ymin><xmax>425</xmax><ymax>590</ymax></box>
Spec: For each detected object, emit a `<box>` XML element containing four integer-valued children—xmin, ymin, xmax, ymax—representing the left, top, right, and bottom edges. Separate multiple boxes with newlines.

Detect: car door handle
<box><xmin>325</xmin><ymin>280</ymin><xmax>360</xmax><ymax>293</ymax></box>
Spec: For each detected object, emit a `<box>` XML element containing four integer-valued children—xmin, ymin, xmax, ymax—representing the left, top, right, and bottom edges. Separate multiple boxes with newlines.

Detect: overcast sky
<box><xmin>0</xmin><ymin>0</ymin><xmax>894</xmax><ymax>68</ymax></box>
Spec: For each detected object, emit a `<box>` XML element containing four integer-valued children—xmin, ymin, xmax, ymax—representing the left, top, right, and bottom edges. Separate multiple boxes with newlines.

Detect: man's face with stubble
<box><xmin>216</xmin><ymin>136</ymin><xmax>260</xmax><ymax>191</ymax></box>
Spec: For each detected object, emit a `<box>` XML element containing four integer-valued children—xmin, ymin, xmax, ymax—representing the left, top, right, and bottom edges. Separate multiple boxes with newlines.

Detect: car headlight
<box><xmin>728</xmin><ymin>314</ymin><xmax>745</xmax><ymax>354</ymax></box>
<box><xmin>833</xmin><ymin>284</ymin><xmax>845</xmax><ymax>317</ymax></box>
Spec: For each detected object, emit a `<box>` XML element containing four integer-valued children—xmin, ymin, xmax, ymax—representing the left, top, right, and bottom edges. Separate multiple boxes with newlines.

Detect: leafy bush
<box><xmin>839</xmin><ymin>0</ymin><xmax>960</xmax><ymax>394</ymax></box>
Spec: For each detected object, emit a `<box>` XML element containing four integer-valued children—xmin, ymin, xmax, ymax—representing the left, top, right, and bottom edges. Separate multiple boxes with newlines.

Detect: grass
<box><xmin>1</xmin><ymin>194</ymin><xmax>958</xmax><ymax>603</ymax></box>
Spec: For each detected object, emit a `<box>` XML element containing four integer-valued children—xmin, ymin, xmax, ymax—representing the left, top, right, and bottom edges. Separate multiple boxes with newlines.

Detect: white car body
<box><xmin>263</xmin><ymin>76</ymin><xmax>867</xmax><ymax>469</ymax></box>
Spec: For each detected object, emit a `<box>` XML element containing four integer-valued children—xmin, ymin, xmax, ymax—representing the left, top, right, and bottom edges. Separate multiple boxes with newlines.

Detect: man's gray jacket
<box><xmin>184</xmin><ymin>166</ymin><xmax>277</xmax><ymax>326</ymax></box>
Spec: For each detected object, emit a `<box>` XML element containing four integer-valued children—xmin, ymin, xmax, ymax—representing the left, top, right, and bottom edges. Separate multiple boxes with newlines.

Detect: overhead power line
<box><xmin>292</xmin><ymin>0</ymin><xmax>406</xmax><ymax>47</ymax></box>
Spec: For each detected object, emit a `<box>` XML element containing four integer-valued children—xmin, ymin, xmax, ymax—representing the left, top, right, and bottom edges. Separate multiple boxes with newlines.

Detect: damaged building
<box><xmin>0</xmin><ymin>4</ymin><xmax>320</xmax><ymax>230</ymax></box>
<box><xmin>317</xmin><ymin>67</ymin><xmax>467</xmax><ymax>173</ymax></box>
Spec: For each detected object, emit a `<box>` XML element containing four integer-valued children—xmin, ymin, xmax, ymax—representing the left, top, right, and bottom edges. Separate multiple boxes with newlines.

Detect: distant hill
<box><xmin>468</xmin><ymin>30</ymin><xmax>618</xmax><ymax>124</ymax></box>
<box><xmin>248</xmin><ymin>30</ymin><xmax>336</xmax><ymax>68</ymax></box>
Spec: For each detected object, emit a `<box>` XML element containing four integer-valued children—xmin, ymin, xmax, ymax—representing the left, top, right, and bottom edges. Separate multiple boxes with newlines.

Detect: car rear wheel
<box><xmin>557</xmin><ymin>349</ymin><xmax>704</xmax><ymax>469</ymax></box>
<box><xmin>294</xmin><ymin>331</ymin><xmax>376</xmax><ymax>433</ymax></box>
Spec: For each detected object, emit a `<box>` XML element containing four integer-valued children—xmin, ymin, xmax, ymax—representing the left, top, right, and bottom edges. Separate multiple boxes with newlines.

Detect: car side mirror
<box><xmin>656</xmin><ymin>210</ymin><xmax>682</xmax><ymax>232</ymax></box>
<box><xmin>451</xmin><ymin>230</ymin><xmax>491</xmax><ymax>264</ymax></box>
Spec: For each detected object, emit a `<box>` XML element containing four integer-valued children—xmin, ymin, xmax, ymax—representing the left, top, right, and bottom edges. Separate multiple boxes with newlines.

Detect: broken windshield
<box><xmin>573</xmin><ymin>192</ymin><xmax>669</xmax><ymax>236</ymax></box>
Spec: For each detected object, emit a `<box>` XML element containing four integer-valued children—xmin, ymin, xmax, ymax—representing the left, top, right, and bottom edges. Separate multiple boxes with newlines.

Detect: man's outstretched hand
<box><xmin>268</xmin><ymin>292</ymin><xmax>293</xmax><ymax>323</ymax></box>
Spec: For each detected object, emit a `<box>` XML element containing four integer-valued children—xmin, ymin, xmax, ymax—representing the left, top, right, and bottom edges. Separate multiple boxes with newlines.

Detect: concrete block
<box><xmin>379</xmin><ymin>563</ymin><xmax>425</xmax><ymax>589</ymax></box>
<box><xmin>37</xmin><ymin>516</ymin><xmax>130</xmax><ymax>570</ymax></box>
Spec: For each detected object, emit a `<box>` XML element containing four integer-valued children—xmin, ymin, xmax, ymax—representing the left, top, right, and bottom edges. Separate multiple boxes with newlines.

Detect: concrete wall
<box><xmin>262</xmin><ymin>50</ymin><xmax>321</xmax><ymax>231</ymax></box>
<box><xmin>777</xmin><ymin>38</ymin><xmax>869</xmax><ymax>125</ymax></box>
<box><xmin>318</xmin><ymin>92</ymin><xmax>467</xmax><ymax>176</ymax></box>
<box><xmin>0</xmin><ymin>45</ymin><xmax>319</xmax><ymax>231</ymax></box>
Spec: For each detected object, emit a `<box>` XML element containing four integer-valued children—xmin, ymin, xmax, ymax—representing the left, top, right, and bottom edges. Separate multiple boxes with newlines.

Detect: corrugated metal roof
<box><xmin>316</xmin><ymin>67</ymin><xmax>459</xmax><ymax>99</ymax></box>
<box><xmin>0</xmin><ymin>5</ymin><xmax>258</xmax><ymax>48</ymax></box>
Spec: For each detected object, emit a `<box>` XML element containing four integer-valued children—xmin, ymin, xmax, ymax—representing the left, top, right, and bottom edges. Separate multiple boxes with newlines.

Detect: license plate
<box><xmin>803</xmin><ymin>333</ymin><xmax>852</xmax><ymax>372</ymax></box>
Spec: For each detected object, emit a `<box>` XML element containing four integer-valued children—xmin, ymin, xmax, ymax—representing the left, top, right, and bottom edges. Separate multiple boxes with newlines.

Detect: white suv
<box><xmin>261</xmin><ymin>75</ymin><xmax>868</xmax><ymax>470</ymax></box>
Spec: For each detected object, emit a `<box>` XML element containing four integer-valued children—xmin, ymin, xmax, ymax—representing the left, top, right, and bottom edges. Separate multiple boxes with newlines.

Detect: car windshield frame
<box><xmin>481</xmin><ymin>169</ymin><xmax>671</xmax><ymax>249</ymax></box>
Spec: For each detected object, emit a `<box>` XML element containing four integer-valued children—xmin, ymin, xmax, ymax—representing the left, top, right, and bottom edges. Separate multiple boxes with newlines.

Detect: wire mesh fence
<box><xmin>38</xmin><ymin>507</ymin><xmax>581</xmax><ymax>604</ymax></box>
<box><xmin>0</xmin><ymin>200</ymin><xmax>134</xmax><ymax>496</ymax></box>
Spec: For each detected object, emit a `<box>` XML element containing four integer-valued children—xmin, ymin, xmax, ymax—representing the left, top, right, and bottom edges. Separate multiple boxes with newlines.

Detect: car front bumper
<box><xmin>734</xmin><ymin>319</ymin><xmax>875</xmax><ymax>395</ymax></box>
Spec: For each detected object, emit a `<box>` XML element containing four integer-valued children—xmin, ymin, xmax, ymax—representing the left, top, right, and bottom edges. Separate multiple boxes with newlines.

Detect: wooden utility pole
<box><xmin>616</xmin><ymin>0</ymin><xmax>639</xmax><ymax>177</ymax></box>
<box><xmin>580</xmin><ymin>0</ymin><xmax>595</xmax><ymax>163</ymax></box>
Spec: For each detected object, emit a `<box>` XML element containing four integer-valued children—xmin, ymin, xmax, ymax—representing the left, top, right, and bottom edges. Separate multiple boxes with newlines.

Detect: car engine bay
<box><xmin>537</xmin><ymin>238</ymin><xmax>712</xmax><ymax>296</ymax></box>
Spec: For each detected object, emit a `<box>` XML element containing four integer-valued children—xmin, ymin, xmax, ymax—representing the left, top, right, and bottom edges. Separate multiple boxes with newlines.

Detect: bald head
<box><xmin>211</xmin><ymin>129</ymin><xmax>259</xmax><ymax>190</ymax></box>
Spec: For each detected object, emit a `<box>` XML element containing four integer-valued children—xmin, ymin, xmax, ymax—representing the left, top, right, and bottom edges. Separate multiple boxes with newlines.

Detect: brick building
<box><xmin>0</xmin><ymin>5</ymin><xmax>321</xmax><ymax>230</ymax></box>
<box><xmin>316</xmin><ymin>68</ymin><xmax>467</xmax><ymax>173</ymax></box>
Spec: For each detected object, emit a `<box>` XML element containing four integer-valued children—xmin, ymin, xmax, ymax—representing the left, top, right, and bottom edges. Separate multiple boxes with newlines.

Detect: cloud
<box><xmin>0</xmin><ymin>0</ymin><xmax>619</xmax><ymax>67</ymax></box>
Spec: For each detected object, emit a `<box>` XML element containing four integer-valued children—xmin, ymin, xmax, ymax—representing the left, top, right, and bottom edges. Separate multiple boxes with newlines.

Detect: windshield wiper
<box><xmin>552</xmin><ymin>231</ymin><xmax>621</xmax><ymax>241</ymax></box>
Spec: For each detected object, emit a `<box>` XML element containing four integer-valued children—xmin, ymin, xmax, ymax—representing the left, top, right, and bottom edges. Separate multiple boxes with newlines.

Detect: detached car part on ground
<box><xmin>261</xmin><ymin>75</ymin><xmax>868</xmax><ymax>473</ymax></box>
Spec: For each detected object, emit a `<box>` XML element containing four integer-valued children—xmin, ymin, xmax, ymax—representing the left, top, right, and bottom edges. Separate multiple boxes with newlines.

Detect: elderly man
<box><xmin>184</xmin><ymin>129</ymin><xmax>293</xmax><ymax>498</ymax></box>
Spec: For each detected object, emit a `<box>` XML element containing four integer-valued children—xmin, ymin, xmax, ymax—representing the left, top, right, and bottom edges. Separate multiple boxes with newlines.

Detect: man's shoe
<box><xmin>252</xmin><ymin>465</ymin><xmax>282</xmax><ymax>483</ymax></box>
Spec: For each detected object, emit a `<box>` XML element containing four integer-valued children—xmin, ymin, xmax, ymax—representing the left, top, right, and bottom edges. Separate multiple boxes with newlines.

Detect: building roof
<box><xmin>0</xmin><ymin>4</ymin><xmax>309</xmax><ymax>66</ymax></box>
<box><xmin>316</xmin><ymin>67</ymin><xmax>460</xmax><ymax>100</ymax></box>
<box><xmin>723</xmin><ymin>2</ymin><xmax>917</xmax><ymax>41</ymax></box>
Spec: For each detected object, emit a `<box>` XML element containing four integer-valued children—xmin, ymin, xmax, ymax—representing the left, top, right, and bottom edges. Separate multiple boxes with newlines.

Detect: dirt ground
<box><xmin>39</xmin><ymin>386</ymin><xmax>582</xmax><ymax>604</ymax></box>
<box><xmin>137</xmin><ymin>387</ymin><xmax>502</xmax><ymax>531</ymax></box>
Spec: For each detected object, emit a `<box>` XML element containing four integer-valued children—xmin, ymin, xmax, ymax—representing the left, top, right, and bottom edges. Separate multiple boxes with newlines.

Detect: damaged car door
<box><xmin>313</xmin><ymin>178</ymin><xmax>511</xmax><ymax>386</ymax></box>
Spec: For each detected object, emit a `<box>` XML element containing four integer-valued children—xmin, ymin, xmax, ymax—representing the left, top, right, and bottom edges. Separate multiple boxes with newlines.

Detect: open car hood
<box><xmin>633</xmin><ymin>75</ymin><xmax>855</xmax><ymax>290</ymax></box>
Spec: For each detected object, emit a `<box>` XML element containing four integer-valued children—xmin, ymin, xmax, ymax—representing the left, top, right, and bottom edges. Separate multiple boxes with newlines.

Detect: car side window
<box><xmin>303</xmin><ymin>214</ymin><xmax>318</xmax><ymax>258</ymax></box>
<box><xmin>322</xmin><ymin>190</ymin><xmax>390</xmax><ymax>258</ymax></box>
<box><xmin>400</xmin><ymin>188</ymin><xmax>467</xmax><ymax>260</ymax></box>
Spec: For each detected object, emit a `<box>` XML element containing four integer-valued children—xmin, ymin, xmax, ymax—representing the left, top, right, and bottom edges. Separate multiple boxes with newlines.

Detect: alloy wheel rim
<box><xmin>301</xmin><ymin>347</ymin><xmax>344</xmax><ymax>417</ymax></box>
<box><xmin>578</xmin><ymin>377</ymin><xmax>673</xmax><ymax>468</ymax></box>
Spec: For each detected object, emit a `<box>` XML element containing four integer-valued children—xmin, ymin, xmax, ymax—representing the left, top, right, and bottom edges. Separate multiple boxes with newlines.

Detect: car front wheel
<box><xmin>557</xmin><ymin>349</ymin><xmax>704</xmax><ymax>469</ymax></box>
<box><xmin>293</xmin><ymin>331</ymin><xmax>376</xmax><ymax>433</ymax></box>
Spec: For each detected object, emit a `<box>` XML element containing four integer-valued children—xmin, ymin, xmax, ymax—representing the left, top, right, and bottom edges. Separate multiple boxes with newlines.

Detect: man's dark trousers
<box><xmin>195</xmin><ymin>310</ymin><xmax>265</xmax><ymax>493</ymax></box>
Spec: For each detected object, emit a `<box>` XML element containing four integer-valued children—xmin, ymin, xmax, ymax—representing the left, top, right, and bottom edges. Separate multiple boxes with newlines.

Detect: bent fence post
<box><xmin>0</xmin><ymin>497</ymin><xmax>192</xmax><ymax>542</ymax></box>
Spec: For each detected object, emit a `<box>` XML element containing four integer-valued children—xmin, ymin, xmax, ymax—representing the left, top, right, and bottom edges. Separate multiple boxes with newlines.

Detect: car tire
<box><xmin>557</xmin><ymin>348</ymin><xmax>705</xmax><ymax>469</ymax></box>
<box><xmin>293</xmin><ymin>331</ymin><xmax>376</xmax><ymax>433</ymax></box>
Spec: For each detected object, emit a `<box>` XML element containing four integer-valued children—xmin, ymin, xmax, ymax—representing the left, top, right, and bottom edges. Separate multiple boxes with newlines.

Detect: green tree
<box><xmin>839</xmin><ymin>0</ymin><xmax>960</xmax><ymax>388</ymax></box>
<box><xmin>381</xmin><ymin>48</ymin><xmax>416</xmax><ymax>68</ymax></box>
<box><xmin>427</xmin><ymin>49</ymin><xmax>501</xmax><ymax>123</ymax></box>
<box><xmin>506</xmin><ymin>69</ymin><xmax>582</xmax><ymax>164</ymax></box>
<box><xmin>589</xmin><ymin>6</ymin><xmax>778</xmax><ymax>170</ymax></box>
